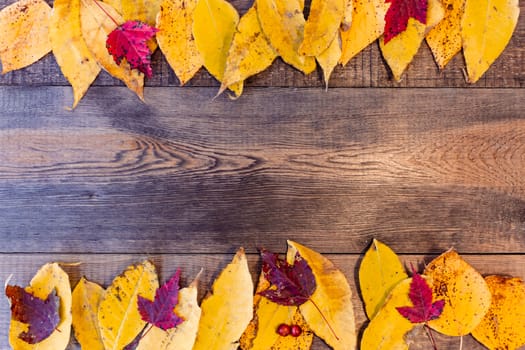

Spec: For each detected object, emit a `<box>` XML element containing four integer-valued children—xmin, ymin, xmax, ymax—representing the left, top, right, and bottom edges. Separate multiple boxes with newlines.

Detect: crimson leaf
<box><xmin>259</xmin><ymin>249</ymin><xmax>316</xmax><ymax>306</ymax></box>
<box><xmin>396</xmin><ymin>269</ymin><xmax>445</xmax><ymax>323</ymax></box>
<box><xmin>137</xmin><ymin>269</ymin><xmax>184</xmax><ymax>330</ymax></box>
<box><xmin>106</xmin><ymin>20</ymin><xmax>158</xmax><ymax>78</ymax></box>
<box><xmin>384</xmin><ymin>0</ymin><xmax>428</xmax><ymax>43</ymax></box>
<box><xmin>5</xmin><ymin>285</ymin><xmax>60</xmax><ymax>344</ymax></box>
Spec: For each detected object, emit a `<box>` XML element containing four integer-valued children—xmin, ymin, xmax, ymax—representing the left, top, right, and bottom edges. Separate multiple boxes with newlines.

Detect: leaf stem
<box><xmin>308</xmin><ymin>298</ymin><xmax>340</xmax><ymax>341</ymax></box>
<box><xmin>424</xmin><ymin>323</ymin><xmax>438</xmax><ymax>350</ymax></box>
<box><xmin>91</xmin><ymin>0</ymin><xmax>119</xmax><ymax>26</ymax></box>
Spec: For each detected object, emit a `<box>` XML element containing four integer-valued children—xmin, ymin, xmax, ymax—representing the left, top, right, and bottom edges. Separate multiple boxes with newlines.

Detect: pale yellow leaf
<box><xmin>461</xmin><ymin>0</ymin><xmax>519</xmax><ymax>83</ymax></box>
<box><xmin>193</xmin><ymin>248</ymin><xmax>253</xmax><ymax>350</ymax></box>
<box><xmin>0</xmin><ymin>0</ymin><xmax>51</xmax><ymax>73</ymax></box>
<box><xmin>156</xmin><ymin>0</ymin><xmax>203</xmax><ymax>85</ymax></box>
<box><xmin>80</xmin><ymin>0</ymin><xmax>144</xmax><ymax>99</ymax></box>
<box><xmin>425</xmin><ymin>249</ymin><xmax>491</xmax><ymax>336</ymax></box>
<box><xmin>288</xmin><ymin>240</ymin><xmax>356</xmax><ymax>350</ymax></box>
<box><xmin>9</xmin><ymin>263</ymin><xmax>72</xmax><ymax>350</ymax></box>
<box><xmin>471</xmin><ymin>276</ymin><xmax>525</xmax><ymax>350</ymax></box>
<box><xmin>340</xmin><ymin>0</ymin><xmax>353</xmax><ymax>31</ymax></box>
<box><xmin>50</xmin><ymin>0</ymin><xmax>101</xmax><ymax>108</ymax></box>
<box><xmin>316</xmin><ymin>34</ymin><xmax>342</xmax><ymax>89</ymax></box>
<box><xmin>379</xmin><ymin>0</ymin><xmax>444</xmax><ymax>81</ymax></box>
<box><xmin>97</xmin><ymin>260</ymin><xmax>159</xmax><ymax>350</ymax></box>
<box><xmin>72</xmin><ymin>277</ymin><xmax>105</xmax><ymax>350</ymax></box>
<box><xmin>256</xmin><ymin>0</ymin><xmax>316</xmax><ymax>74</ymax></box>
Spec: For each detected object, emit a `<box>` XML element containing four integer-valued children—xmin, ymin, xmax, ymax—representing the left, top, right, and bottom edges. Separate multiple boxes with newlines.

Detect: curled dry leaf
<box><xmin>72</xmin><ymin>277</ymin><xmax>105</xmax><ymax>350</ymax></box>
<box><xmin>0</xmin><ymin>0</ymin><xmax>51</xmax><ymax>73</ymax></box>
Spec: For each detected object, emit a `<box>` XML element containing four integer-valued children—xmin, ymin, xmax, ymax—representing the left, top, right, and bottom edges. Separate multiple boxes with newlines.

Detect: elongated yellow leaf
<box><xmin>193</xmin><ymin>0</ymin><xmax>242</xmax><ymax>96</ymax></box>
<box><xmin>461</xmin><ymin>0</ymin><xmax>519</xmax><ymax>83</ymax></box>
<box><xmin>80</xmin><ymin>0</ymin><xmax>144</xmax><ymax>99</ymax></box>
<box><xmin>72</xmin><ymin>277</ymin><xmax>105</xmax><ymax>350</ymax></box>
<box><xmin>0</xmin><ymin>0</ymin><xmax>51</xmax><ymax>73</ymax></box>
<box><xmin>193</xmin><ymin>248</ymin><xmax>253</xmax><ymax>350</ymax></box>
<box><xmin>256</xmin><ymin>0</ymin><xmax>316</xmax><ymax>74</ymax></box>
<box><xmin>98</xmin><ymin>261</ymin><xmax>159</xmax><ymax>350</ymax></box>
<box><xmin>425</xmin><ymin>250</ymin><xmax>491</xmax><ymax>336</ymax></box>
<box><xmin>287</xmin><ymin>240</ymin><xmax>356</xmax><ymax>350</ymax></box>
<box><xmin>340</xmin><ymin>0</ymin><xmax>389</xmax><ymax>65</ymax></box>
<box><xmin>9</xmin><ymin>263</ymin><xmax>72</xmax><ymax>350</ymax></box>
<box><xmin>50</xmin><ymin>0</ymin><xmax>101</xmax><ymax>108</ymax></box>
<box><xmin>379</xmin><ymin>0</ymin><xmax>444</xmax><ymax>81</ymax></box>
<box><xmin>156</xmin><ymin>0</ymin><xmax>203</xmax><ymax>85</ymax></box>
<box><xmin>426</xmin><ymin>0</ymin><xmax>466</xmax><ymax>69</ymax></box>
<box><xmin>359</xmin><ymin>239</ymin><xmax>408</xmax><ymax>320</ymax></box>
<box><xmin>316</xmin><ymin>34</ymin><xmax>342</xmax><ymax>89</ymax></box>
<box><xmin>340</xmin><ymin>0</ymin><xmax>352</xmax><ymax>31</ymax></box>
<box><xmin>219</xmin><ymin>6</ymin><xmax>277</xmax><ymax>96</ymax></box>
<box><xmin>471</xmin><ymin>276</ymin><xmax>525</xmax><ymax>350</ymax></box>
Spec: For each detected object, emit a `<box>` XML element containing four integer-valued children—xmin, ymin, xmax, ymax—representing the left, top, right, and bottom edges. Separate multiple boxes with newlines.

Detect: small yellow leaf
<box><xmin>471</xmin><ymin>275</ymin><xmax>525</xmax><ymax>350</ymax></box>
<box><xmin>425</xmin><ymin>0</ymin><xmax>466</xmax><ymax>69</ymax></box>
<box><xmin>193</xmin><ymin>248</ymin><xmax>254</xmax><ymax>350</ymax></box>
<box><xmin>50</xmin><ymin>0</ymin><xmax>101</xmax><ymax>108</ymax></box>
<box><xmin>9</xmin><ymin>263</ymin><xmax>72</xmax><ymax>350</ymax></box>
<box><xmin>80</xmin><ymin>0</ymin><xmax>144</xmax><ymax>99</ymax></box>
<box><xmin>0</xmin><ymin>0</ymin><xmax>51</xmax><ymax>73</ymax></box>
<box><xmin>461</xmin><ymin>0</ymin><xmax>519</xmax><ymax>83</ymax></box>
<box><xmin>425</xmin><ymin>250</ymin><xmax>491</xmax><ymax>336</ymax></box>
<box><xmin>72</xmin><ymin>277</ymin><xmax>105</xmax><ymax>350</ymax></box>
<box><xmin>316</xmin><ymin>34</ymin><xmax>342</xmax><ymax>89</ymax></box>
<box><xmin>340</xmin><ymin>0</ymin><xmax>353</xmax><ymax>31</ymax></box>
<box><xmin>256</xmin><ymin>0</ymin><xmax>316</xmax><ymax>74</ymax></box>
<box><xmin>287</xmin><ymin>240</ymin><xmax>356</xmax><ymax>350</ymax></box>
<box><xmin>156</xmin><ymin>0</ymin><xmax>203</xmax><ymax>85</ymax></box>
<box><xmin>97</xmin><ymin>260</ymin><xmax>159</xmax><ymax>350</ymax></box>
<box><xmin>379</xmin><ymin>0</ymin><xmax>444</xmax><ymax>81</ymax></box>
<box><xmin>359</xmin><ymin>239</ymin><xmax>408</xmax><ymax>320</ymax></box>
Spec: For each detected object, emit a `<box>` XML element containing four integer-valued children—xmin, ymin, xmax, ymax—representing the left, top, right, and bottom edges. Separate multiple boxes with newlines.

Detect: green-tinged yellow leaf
<box><xmin>219</xmin><ymin>6</ymin><xmax>277</xmax><ymax>96</ymax></box>
<box><xmin>156</xmin><ymin>0</ymin><xmax>202</xmax><ymax>85</ymax></box>
<box><xmin>72</xmin><ymin>277</ymin><xmax>105</xmax><ymax>350</ymax></box>
<box><xmin>256</xmin><ymin>0</ymin><xmax>316</xmax><ymax>74</ymax></box>
<box><xmin>471</xmin><ymin>276</ymin><xmax>525</xmax><ymax>350</ymax></box>
<box><xmin>426</xmin><ymin>0</ymin><xmax>466</xmax><ymax>69</ymax></box>
<box><xmin>98</xmin><ymin>261</ymin><xmax>159</xmax><ymax>350</ymax></box>
<box><xmin>340</xmin><ymin>0</ymin><xmax>389</xmax><ymax>65</ymax></box>
<box><xmin>0</xmin><ymin>0</ymin><xmax>51</xmax><ymax>73</ymax></box>
<box><xmin>379</xmin><ymin>0</ymin><xmax>444</xmax><ymax>81</ymax></box>
<box><xmin>461</xmin><ymin>0</ymin><xmax>519</xmax><ymax>83</ymax></box>
<box><xmin>316</xmin><ymin>34</ymin><xmax>342</xmax><ymax>89</ymax></box>
<box><xmin>80</xmin><ymin>0</ymin><xmax>144</xmax><ymax>99</ymax></box>
<box><xmin>359</xmin><ymin>239</ymin><xmax>408</xmax><ymax>320</ymax></box>
<box><xmin>9</xmin><ymin>263</ymin><xmax>72</xmax><ymax>350</ymax></box>
<box><xmin>425</xmin><ymin>250</ymin><xmax>491</xmax><ymax>336</ymax></box>
<box><xmin>340</xmin><ymin>0</ymin><xmax>353</xmax><ymax>31</ymax></box>
<box><xmin>193</xmin><ymin>248</ymin><xmax>253</xmax><ymax>350</ymax></box>
<box><xmin>50</xmin><ymin>0</ymin><xmax>101</xmax><ymax>108</ymax></box>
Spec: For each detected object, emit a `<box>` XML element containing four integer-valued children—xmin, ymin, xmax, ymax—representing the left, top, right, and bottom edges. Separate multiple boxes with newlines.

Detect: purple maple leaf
<box><xmin>384</xmin><ymin>0</ymin><xmax>428</xmax><ymax>43</ymax></box>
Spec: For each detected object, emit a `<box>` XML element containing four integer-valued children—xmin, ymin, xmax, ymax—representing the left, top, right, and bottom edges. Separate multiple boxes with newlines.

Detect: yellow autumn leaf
<box><xmin>9</xmin><ymin>263</ymin><xmax>72</xmax><ymax>350</ymax></box>
<box><xmin>316</xmin><ymin>34</ymin><xmax>342</xmax><ymax>89</ymax></box>
<box><xmin>80</xmin><ymin>0</ymin><xmax>144</xmax><ymax>99</ymax></box>
<box><xmin>97</xmin><ymin>260</ymin><xmax>159</xmax><ymax>350</ymax></box>
<box><xmin>219</xmin><ymin>5</ymin><xmax>277</xmax><ymax>96</ymax></box>
<box><xmin>72</xmin><ymin>277</ymin><xmax>105</xmax><ymax>350</ymax></box>
<box><xmin>299</xmin><ymin>0</ymin><xmax>346</xmax><ymax>56</ymax></box>
<box><xmin>425</xmin><ymin>0</ymin><xmax>466</xmax><ymax>69</ymax></box>
<box><xmin>50</xmin><ymin>0</ymin><xmax>101</xmax><ymax>108</ymax></box>
<box><xmin>156</xmin><ymin>0</ymin><xmax>203</xmax><ymax>85</ymax></box>
<box><xmin>0</xmin><ymin>0</ymin><xmax>51</xmax><ymax>73</ymax></box>
<box><xmin>256</xmin><ymin>0</ymin><xmax>316</xmax><ymax>74</ymax></box>
<box><xmin>192</xmin><ymin>0</ymin><xmax>242</xmax><ymax>96</ymax></box>
<box><xmin>461</xmin><ymin>0</ymin><xmax>519</xmax><ymax>83</ymax></box>
<box><xmin>340</xmin><ymin>0</ymin><xmax>353</xmax><ymax>31</ymax></box>
<box><xmin>425</xmin><ymin>249</ymin><xmax>491</xmax><ymax>336</ymax></box>
<box><xmin>103</xmin><ymin>0</ymin><xmax>160</xmax><ymax>30</ymax></box>
<box><xmin>471</xmin><ymin>275</ymin><xmax>525</xmax><ymax>350</ymax></box>
<box><xmin>287</xmin><ymin>240</ymin><xmax>356</xmax><ymax>350</ymax></box>
<box><xmin>379</xmin><ymin>0</ymin><xmax>444</xmax><ymax>81</ymax></box>
<box><xmin>340</xmin><ymin>0</ymin><xmax>389</xmax><ymax>65</ymax></box>
<box><xmin>193</xmin><ymin>248</ymin><xmax>253</xmax><ymax>350</ymax></box>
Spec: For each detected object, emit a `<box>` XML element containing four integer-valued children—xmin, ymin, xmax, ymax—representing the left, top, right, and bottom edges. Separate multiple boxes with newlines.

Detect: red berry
<box><xmin>290</xmin><ymin>324</ymin><xmax>302</xmax><ymax>337</ymax></box>
<box><xmin>276</xmin><ymin>323</ymin><xmax>291</xmax><ymax>337</ymax></box>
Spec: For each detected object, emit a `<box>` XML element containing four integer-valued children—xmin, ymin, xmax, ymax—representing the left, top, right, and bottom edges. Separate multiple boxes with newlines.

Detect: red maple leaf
<box><xmin>137</xmin><ymin>269</ymin><xmax>185</xmax><ymax>330</ymax></box>
<box><xmin>106</xmin><ymin>20</ymin><xmax>158</xmax><ymax>78</ymax></box>
<box><xmin>384</xmin><ymin>0</ymin><xmax>428</xmax><ymax>43</ymax></box>
<box><xmin>5</xmin><ymin>285</ymin><xmax>60</xmax><ymax>344</ymax></box>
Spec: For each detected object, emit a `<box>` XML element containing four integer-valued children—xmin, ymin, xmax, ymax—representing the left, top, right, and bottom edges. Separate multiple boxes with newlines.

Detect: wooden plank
<box><xmin>0</xmin><ymin>87</ymin><xmax>524</xmax><ymax>254</ymax></box>
<box><xmin>0</xmin><ymin>253</ymin><xmax>523</xmax><ymax>349</ymax></box>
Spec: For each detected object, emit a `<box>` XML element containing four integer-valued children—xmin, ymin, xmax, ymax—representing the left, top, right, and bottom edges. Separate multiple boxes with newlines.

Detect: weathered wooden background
<box><xmin>0</xmin><ymin>0</ymin><xmax>524</xmax><ymax>348</ymax></box>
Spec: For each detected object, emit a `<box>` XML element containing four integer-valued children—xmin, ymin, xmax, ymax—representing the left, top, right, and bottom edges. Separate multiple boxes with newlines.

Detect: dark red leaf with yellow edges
<box><xmin>384</xmin><ymin>0</ymin><xmax>428</xmax><ymax>43</ymax></box>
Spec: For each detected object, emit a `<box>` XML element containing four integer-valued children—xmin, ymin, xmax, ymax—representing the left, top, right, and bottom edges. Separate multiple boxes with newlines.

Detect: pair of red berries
<box><xmin>276</xmin><ymin>323</ymin><xmax>302</xmax><ymax>337</ymax></box>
